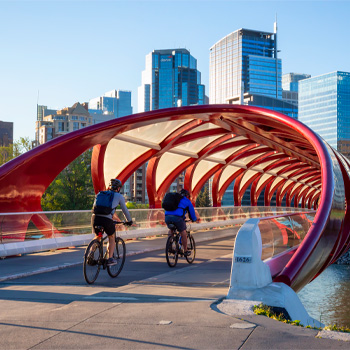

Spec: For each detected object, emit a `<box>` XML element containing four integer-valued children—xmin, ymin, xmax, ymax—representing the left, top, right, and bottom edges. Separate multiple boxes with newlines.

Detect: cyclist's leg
<box><xmin>165</xmin><ymin>215</ymin><xmax>188</xmax><ymax>252</ymax></box>
<box><xmin>94</xmin><ymin>216</ymin><xmax>116</xmax><ymax>260</ymax></box>
<box><xmin>180</xmin><ymin>229</ymin><xmax>188</xmax><ymax>252</ymax></box>
<box><xmin>107</xmin><ymin>233</ymin><xmax>116</xmax><ymax>259</ymax></box>
<box><xmin>91</xmin><ymin>215</ymin><xmax>103</xmax><ymax>241</ymax></box>
<box><xmin>165</xmin><ymin>215</ymin><xmax>177</xmax><ymax>237</ymax></box>
<box><xmin>103</xmin><ymin>220</ymin><xmax>116</xmax><ymax>259</ymax></box>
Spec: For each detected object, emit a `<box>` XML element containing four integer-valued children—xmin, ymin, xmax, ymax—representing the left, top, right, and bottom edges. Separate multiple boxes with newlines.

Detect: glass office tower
<box><xmin>138</xmin><ymin>49</ymin><xmax>205</xmax><ymax>112</ymax></box>
<box><xmin>299</xmin><ymin>71</ymin><xmax>350</xmax><ymax>151</ymax></box>
<box><xmin>210</xmin><ymin>28</ymin><xmax>282</xmax><ymax>104</ymax></box>
<box><xmin>210</xmin><ymin>26</ymin><xmax>294</xmax><ymax>206</ymax></box>
<box><xmin>89</xmin><ymin>90</ymin><xmax>132</xmax><ymax>118</ymax></box>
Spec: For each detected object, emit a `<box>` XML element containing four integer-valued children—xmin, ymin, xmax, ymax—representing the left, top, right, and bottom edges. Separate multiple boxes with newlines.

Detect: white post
<box><xmin>228</xmin><ymin>218</ymin><xmax>272</xmax><ymax>294</ymax></box>
<box><xmin>226</xmin><ymin>218</ymin><xmax>323</xmax><ymax>327</ymax></box>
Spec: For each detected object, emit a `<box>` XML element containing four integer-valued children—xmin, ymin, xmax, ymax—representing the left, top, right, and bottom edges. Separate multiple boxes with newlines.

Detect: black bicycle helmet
<box><xmin>109</xmin><ymin>178</ymin><xmax>122</xmax><ymax>190</ymax></box>
<box><xmin>180</xmin><ymin>189</ymin><xmax>190</xmax><ymax>198</ymax></box>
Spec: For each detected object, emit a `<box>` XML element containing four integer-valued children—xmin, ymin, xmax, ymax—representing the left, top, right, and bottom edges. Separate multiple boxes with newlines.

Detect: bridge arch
<box><xmin>0</xmin><ymin>104</ymin><xmax>349</xmax><ymax>291</ymax></box>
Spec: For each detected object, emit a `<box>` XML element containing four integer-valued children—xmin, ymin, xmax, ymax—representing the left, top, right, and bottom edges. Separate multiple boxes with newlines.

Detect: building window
<box><xmin>58</xmin><ymin>122</ymin><xmax>65</xmax><ymax>132</ymax></box>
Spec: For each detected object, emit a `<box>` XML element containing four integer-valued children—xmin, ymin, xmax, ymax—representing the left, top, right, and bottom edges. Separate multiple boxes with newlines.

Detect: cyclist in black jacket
<box><xmin>164</xmin><ymin>189</ymin><xmax>197</xmax><ymax>256</ymax></box>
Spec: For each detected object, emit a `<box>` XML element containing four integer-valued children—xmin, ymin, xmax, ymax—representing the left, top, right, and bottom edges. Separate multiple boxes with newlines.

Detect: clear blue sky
<box><xmin>1</xmin><ymin>0</ymin><xmax>349</xmax><ymax>141</ymax></box>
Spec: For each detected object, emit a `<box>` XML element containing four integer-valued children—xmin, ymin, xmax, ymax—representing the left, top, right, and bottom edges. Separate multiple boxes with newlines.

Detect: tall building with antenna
<box><xmin>209</xmin><ymin>22</ymin><xmax>298</xmax><ymax>206</ymax></box>
<box><xmin>209</xmin><ymin>24</ymin><xmax>282</xmax><ymax>104</ymax></box>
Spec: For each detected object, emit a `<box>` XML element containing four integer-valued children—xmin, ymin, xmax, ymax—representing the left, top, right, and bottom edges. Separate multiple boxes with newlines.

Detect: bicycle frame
<box><xmin>165</xmin><ymin>220</ymin><xmax>196</xmax><ymax>267</ymax></box>
<box><xmin>83</xmin><ymin>221</ymin><xmax>126</xmax><ymax>284</ymax></box>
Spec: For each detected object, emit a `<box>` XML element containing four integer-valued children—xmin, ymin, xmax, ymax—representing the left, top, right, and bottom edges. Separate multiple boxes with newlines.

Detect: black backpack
<box><xmin>93</xmin><ymin>190</ymin><xmax>115</xmax><ymax>215</ymax></box>
<box><xmin>162</xmin><ymin>192</ymin><xmax>182</xmax><ymax>211</ymax></box>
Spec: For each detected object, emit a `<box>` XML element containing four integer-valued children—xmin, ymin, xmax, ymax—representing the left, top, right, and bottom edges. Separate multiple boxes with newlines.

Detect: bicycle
<box><xmin>83</xmin><ymin>221</ymin><xmax>126</xmax><ymax>284</ymax></box>
<box><xmin>165</xmin><ymin>220</ymin><xmax>196</xmax><ymax>267</ymax></box>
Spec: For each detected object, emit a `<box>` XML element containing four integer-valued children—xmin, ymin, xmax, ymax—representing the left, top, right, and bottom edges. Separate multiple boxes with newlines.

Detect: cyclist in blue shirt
<box><xmin>164</xmin><ymin>189</ymin><xmax>197</xmax><ymax>257</ymax></box>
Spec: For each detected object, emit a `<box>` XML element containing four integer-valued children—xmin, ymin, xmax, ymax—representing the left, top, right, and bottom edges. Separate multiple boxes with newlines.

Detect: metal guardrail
<box><xmin>0</xmin><ymin>206</ymin><xmax>308</xmax><ymax>258</ymax></box>
<box><xmin>229</xmin><ymin>210</ymin><xmax>316</xmax><ymax>283</ymax></box>
<box><xmin>258</xmin><ymin>211</ymin><xmax>316</xmax><ymax>261</ymax></box>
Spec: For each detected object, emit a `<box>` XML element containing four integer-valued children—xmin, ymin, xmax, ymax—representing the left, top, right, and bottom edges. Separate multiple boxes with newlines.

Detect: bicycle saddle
<box><xmin>94</xmin><ymin>225</ymin><xmax>104</xmax><ymax>234</ymax></box>
<box><xmin>168</xmin><ymin>223</ymin><xmax>177</xmax><ymax>230</ymax></box>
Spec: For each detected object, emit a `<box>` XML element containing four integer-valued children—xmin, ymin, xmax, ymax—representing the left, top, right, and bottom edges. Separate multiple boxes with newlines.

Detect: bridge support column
<box><xmin>226</xmin><ymin>218</ymin><xmax>323</xmax><ymax>327</ymax></box>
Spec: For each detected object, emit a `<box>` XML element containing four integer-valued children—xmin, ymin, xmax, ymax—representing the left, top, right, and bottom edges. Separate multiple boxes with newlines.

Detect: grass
<box><xmin>324</xmin><ymin>324</ymin><xmax>350</xmax><ymax>333</ymax></box>
<box><xmin>252</xmin><ymin>303</ymin><xmax>304</xmax><ymax>327</ymax></box>
<box><xmin>253</xmin><ymin>303</ymin><xmax>350</xmax><ymax>333</ymax></box>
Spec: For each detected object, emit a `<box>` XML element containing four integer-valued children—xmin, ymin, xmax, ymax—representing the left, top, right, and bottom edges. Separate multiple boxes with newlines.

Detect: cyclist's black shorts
<box><xmin>165</xmin><ymin>215</ymin><xmax>186</xmax><ymax>232</ymax></box>
<box><xmin>91</xmin><ymin>215</ymin><xmax>115</xmax><ymax>236</ymax></box>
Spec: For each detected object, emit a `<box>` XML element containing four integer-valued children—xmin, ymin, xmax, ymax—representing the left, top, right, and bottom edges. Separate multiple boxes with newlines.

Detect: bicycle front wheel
<box><xmin>166</xmin><ymin>235</ymin><xmax>178</xmax><ymax>267</ymax></box>
<box><xmin>107</xmin><ymin>237</ymin><xmax>126</xmax><ymax>278</ymax></box>
<box><xmin>83</xmin><ymin>239</ymin><xmax>102</xmax><ymax>284</ymax></box>
<box><xmin>185</xmin><ymin>235</ymin><xmax>196</xmax><ymax>264</ymax></box>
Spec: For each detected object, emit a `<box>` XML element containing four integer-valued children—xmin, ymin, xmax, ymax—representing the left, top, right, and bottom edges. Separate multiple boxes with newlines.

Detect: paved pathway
<box><xmin>0</xmin><ymin>229</ymin><xmax>349</xmax><ymax>349</ymax></box>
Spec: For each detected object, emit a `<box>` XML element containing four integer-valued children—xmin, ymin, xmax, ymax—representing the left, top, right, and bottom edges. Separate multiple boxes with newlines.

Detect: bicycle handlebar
<box><xmin>113</xmin><ymin>220</ymin><xmax>133</xmax><ymax>226</ymax></box>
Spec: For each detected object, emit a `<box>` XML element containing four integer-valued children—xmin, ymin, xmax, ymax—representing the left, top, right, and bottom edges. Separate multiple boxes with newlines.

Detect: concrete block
<box><xmin>228</xmin><ymin>218</ymin><xmax>272</xmax><ymax>291</ymax></box>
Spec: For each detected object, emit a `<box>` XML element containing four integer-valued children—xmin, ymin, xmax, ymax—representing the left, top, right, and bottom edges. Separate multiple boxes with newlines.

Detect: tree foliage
<box><xmin>0</xmin><ymin>137</ymin><xmax>33</xmax><ymax>166</ymax></box>
<box><xmin>41</xmin><ymin>149</ymin><xmax>95</xmax><ymax>210</ymax></box>
<box><xmin>195</xmin><ymin>185</ymin><xmax>211</xmax><ymax>207</ymax></box>
<box><xmin>126</xmin><ymin>202</ymin><xmax>149</xmax><ymax>209</ymax></box>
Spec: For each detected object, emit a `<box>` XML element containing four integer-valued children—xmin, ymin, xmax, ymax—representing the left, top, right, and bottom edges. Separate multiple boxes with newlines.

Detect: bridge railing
<box><xmin>0</xmin><ymin>206</ymin><xmax>307</xmax><ymax>258</ymax></box>
<box><xmin>229</xmin><ymin>210</ymin><xmax>316</xmax><ymax>291</ymax></box>
<box><xmin>259</xmin><ymin>211</ymin><xmax>316</xmax><ymax>261</ymax></box>
<box><xmin>228</xmin><ymin>210</ymin><xmax>320</xmax><ymax>327</ymax></box>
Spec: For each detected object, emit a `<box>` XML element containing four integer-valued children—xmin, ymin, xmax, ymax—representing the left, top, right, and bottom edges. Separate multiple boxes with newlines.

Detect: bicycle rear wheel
<box><xmin>185</xmin><ymin>235</ymin><xmax>196</xmax><ymax>264</ymax></box>
<box><xmin>83</xmin><ymin>239</ymin><xmax>102</xmax><ymax>284</ymax></box>
<box><xmin>107</xmin><ymin>237</ymin><xmax>126</xmax><ymax>278</ymax></box>
<box><xmin>166</xmin><ymin>235</ymin><xmax>178</xmax><ymax>267</ymax></box>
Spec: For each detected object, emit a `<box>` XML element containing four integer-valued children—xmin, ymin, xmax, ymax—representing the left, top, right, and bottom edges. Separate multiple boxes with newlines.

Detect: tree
<box><xmin>195</xmin><ymin>185</ymin><xmax>211</xmax><ymax>207</ymax></box>
<box><xmin>0</xmin><ymin>137</ymin><xmax>33</xmax><ymax>166</ymax></box>
<box><xmin>126</xmin><ymin>202</ymin><xmax>149</xmax><ymax>209</ymax></box>
<box><xmin>41</xmin><ymin>149</ymin><xmax>95</xmax><ymax>210</ymax></box>
<box><xmin>0</xmin><ymin>144</ymin><xmax>13</xmax><ymax>166</ymax></box>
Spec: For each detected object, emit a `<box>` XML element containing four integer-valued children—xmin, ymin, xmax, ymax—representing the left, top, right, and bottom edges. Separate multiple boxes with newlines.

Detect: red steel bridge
<box><xmin>0</xmin><ymin>105</ymin><xmax>349</xmax><ymax>292</ymax></box>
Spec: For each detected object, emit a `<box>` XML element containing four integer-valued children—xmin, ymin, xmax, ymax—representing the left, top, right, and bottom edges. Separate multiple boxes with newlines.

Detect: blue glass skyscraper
<box><xmin>210</xmin><ymin>26</ymin><xmax>290</xmax><ymax>206</ymax></box>
<box><xmin>138</xmin><ymin>49</ymin><xmax>205</xmax><ymax>112</ymax></box>
<box><xmin>299</xmin><ymin>71</ymin><xmax>350</xmax><ymax>152</ymax></box>
<box><xmin>210</xmin><ymin>28</ymin><xmax>282</xmax><ymax>104</ymax></box>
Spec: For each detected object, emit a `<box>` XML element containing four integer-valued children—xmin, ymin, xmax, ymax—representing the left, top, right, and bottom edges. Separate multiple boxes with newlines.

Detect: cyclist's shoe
<box><xmin>184</xmin><ymin>251</ymin><xmax>191</xmax><ymax>257</ymax></box>
<box><xmin>107</xmin><ymin>257</ymin><xmax>118</xmax><ymax>266</ymax></box>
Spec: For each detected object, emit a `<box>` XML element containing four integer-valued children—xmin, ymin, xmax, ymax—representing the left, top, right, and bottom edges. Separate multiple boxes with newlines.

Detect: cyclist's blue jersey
<box><xmin>164</xmin><ymin>197</ymin><xmax>197</xmax><ymax>221</ymax></box>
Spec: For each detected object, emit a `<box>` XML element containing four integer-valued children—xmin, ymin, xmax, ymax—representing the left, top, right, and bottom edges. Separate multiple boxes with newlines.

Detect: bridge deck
<box><xmin>0</xmin><ymin>230</ymin><xmax>348</xmax><ymax>348</ymax></box>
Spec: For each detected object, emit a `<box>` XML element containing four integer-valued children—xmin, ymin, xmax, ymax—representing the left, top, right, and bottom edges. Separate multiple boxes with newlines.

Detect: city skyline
<box><xmin>1</xmin><ymin>0</ymin><xmax>350</xmax><ymax>141</ymax></box>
